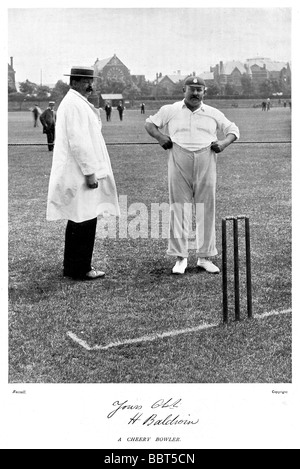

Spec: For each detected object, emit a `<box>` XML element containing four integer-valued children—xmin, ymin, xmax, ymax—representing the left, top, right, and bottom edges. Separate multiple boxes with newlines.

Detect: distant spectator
<box><xmin>117</xmin><ymin>101</ymin><xmax>124</xmax><ymax>121</ymax></box>
<box><xmin>141</xmin><ymin>103</ymin><xmax>145</xmax><ymax>114</ymax></box>
<box><xmin>40</xmin><ymin>101</ymin><xmax>56</xmax><ymax>151</ymax></box>
<box><xmin>266</xmin><ymin>98</ymin><xmax>271</xmax><ymax>111</ymax></box>
<box><xmin>261</xmin><ymin>101</ymin><xmax>267</xmax><ymax>111</ymax></box>
<box><xmin>283</xmin><ymin>101</ymin><xmax>287</xmax><ymax>108</ymax></box>
<box><xmin>32</xmin><ymin>104</ymin><xmax>42</xmax><ymax>127</ymax></box>
<box><xmin>105</xmin><ymin>102</ymin><xmax>112</xmax><ymax>121</ymax></box>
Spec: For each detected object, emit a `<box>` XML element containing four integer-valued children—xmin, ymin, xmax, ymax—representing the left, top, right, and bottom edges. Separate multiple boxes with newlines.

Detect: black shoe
<box><xmin>63</xmin><ymin>267</ymin><xmax>105</xmax><ymax>281</ymax></box>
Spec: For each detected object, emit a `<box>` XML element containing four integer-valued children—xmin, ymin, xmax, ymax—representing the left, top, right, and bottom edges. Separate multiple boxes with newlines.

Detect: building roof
<box><xmin>246</xmin><ymin>58</ymin><xmax>288</xmax><ymax>72</ymax></box>
<box><xmin>94</xmin><ymin>57</ymin><xmax>113</xmax><ymax>72</ymax></box>
<box><xmin>221</xmin><ymin>61</ymin><xmax>247</xmax><ymax>75</ymax></box>
<box><xmin>199</xmin><ymin>71</ymin><xmax>214</xmax><ymax>81</ymax></box>
<box><xmin>158</xmin><ymin>74</ymin><xmax>189</xmax><ymax>84</ymax></box>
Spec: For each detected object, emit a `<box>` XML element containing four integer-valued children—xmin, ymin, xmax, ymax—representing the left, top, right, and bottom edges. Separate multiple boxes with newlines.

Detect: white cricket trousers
<box><xmin>167</xmin><ymin>143</ymin><xmax>218</xmax><ymax>259</ymax></box>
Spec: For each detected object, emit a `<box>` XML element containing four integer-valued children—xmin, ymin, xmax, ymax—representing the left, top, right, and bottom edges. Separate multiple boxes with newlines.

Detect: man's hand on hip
<box><xmin>86</xmin><ymin>174</ymin><xmax>98</xmax><ymax>189</ymax></box>
<box><xmin>211</xmin><ymin>140</ymin><xmax>225</xmax><ymax>153</ymax></box>
<box><xmin>159</xmin><ymin>136</ymin><xmax>173</xmax><ymax>150</ymax></box>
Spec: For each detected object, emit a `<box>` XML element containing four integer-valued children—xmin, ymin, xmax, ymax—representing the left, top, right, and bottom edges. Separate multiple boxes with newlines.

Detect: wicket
<box><xmin>222</xmin><ymin>215</ymin><xmax>253</xmax><ymax>323</ymax></box>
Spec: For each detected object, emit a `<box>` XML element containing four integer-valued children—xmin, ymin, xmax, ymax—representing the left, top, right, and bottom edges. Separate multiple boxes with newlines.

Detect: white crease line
<box><xmin>254</xmin><ymin>308</ymin><xmax>292</xmax><ymax>319</ymax></box>
<box><xmin>67</xmin><ymin>323</ymin><xmax>219</xmax><ymax>351</ymax></box>
<box><xmin>67</xmin><ymin>332</ymin><xmax>93</xmax><ymax>351</ymax></box>
<box><xmin>67</xmin><ymin>308</ymin><xmax>292</xmax><ymax>351</ymax></box>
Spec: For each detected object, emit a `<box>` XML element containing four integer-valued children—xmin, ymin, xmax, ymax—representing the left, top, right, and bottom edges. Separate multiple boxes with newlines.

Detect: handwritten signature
<box><xmin>107</xmin><ymin>398</ymin><xmax>199</xmax><ymax>426</ymax></box>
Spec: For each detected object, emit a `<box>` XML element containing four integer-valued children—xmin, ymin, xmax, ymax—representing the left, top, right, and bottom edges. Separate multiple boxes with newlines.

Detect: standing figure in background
<box><xmin>32</xmin><ymin>104</ymin><xmax>41</xmax><ymax>127</ymax></box>
<box><xmin>117</xmin><ymin>101</ymin><xmax>124</xmax><ymax>121</ymax></box>
<box><xmin>40</xmin><ymin>101</ymin><xmax>56</xmax><ymax>151</ymax></box>
<box><xmin>141</xmin><ymin>103</ymin><xmax>145</xmax><ymax>114</ymax></box>
<box><xmin>105</xmin><ymin>102</ymin><xmax>112</xmax><ymax>121</ymax></box>
<box><xmin>266</xmin><ymin>98</ymin><xmax>271</xmax><ymax>111</ymax></box>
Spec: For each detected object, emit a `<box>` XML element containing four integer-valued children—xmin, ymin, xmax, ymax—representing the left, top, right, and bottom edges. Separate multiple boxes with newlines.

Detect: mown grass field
<box><xmin>8</xmin><ymin>106</ymin><xmax>292</xmax><ymax>383</ymax></box>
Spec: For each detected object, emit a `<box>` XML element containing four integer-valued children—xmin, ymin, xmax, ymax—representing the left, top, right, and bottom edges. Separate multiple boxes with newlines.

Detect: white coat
<box><xmin>46</xmin><ymin>89</ymin><xmax>120</xmax><ymax>223</ymax></box>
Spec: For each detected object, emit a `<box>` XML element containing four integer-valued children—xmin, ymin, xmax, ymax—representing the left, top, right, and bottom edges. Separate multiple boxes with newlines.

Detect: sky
<box><xmin>7</xmin><ymin>4</ymin><xmax>292</xmax><ymax>86</ymax></box>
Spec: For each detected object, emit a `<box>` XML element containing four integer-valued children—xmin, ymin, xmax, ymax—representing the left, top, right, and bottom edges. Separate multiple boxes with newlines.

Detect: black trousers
<box><xmin>46</xmin><ymin>126</ymin><xmax>55</xmax><ymax>151</ymax></box>
<box><xmin>63</xmin><ymin>218</ymin><xmax>97</xmax><ymax>279</ymax></box>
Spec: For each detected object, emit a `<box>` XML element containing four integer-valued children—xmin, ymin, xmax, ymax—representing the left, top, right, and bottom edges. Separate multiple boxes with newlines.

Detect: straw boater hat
<box><xmin>64</xmin><ymin>66</ymin><xmax>98</xmax><ymax>78</ymax></box>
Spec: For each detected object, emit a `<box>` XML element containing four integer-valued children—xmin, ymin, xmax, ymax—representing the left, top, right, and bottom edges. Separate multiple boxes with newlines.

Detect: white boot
<box><xmin>197</xmin><ymin>257</ymin><xmax>220</xmax><ymax>274</ymax></box>
<box><xmin>172</xmin><ymin>257</ymin><xmax>188</xmax><ymax>274</ymax></box>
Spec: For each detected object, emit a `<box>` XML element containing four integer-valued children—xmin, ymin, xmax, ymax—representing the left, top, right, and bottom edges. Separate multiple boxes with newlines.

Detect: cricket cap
<box><xmin>184</xmin><ymin>76</ymin><xmax>206</xmax><ymax>87</ymax></box>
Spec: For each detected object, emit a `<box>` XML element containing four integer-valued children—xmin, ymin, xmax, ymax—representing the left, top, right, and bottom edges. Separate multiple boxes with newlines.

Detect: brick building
<box><xmin>211</xmin><ymin>60</ymin><xmax>247</xmax><ymax>94</ymax></box>
<box><xmin>211</xmin><ymin>58</ymin><xmax>291</xmax><ymax>95</ymax></box>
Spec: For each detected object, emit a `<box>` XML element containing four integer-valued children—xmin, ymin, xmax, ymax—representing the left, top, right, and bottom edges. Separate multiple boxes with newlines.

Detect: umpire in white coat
<box><xmin>46</xmin><ymin>66</ymin><xmax>120</xmax><ymax>280</ymax></box>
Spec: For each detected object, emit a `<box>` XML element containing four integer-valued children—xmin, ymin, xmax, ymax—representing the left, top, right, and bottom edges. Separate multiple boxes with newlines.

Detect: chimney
<box><xmin>10</xmin><ymin>57</ymin><xmax>13</xmax><ymax>69</ymax></box>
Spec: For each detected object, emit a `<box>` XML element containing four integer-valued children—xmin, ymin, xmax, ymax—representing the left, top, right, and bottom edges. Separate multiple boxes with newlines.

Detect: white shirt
<box><xmin>146</xmin><ymin>100</ymin><xmax>240</xmax><ymax>151</ymax></box>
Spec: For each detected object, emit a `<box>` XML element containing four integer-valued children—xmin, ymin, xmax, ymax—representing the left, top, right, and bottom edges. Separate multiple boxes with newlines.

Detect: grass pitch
<box><xmin>8</xmin><ymin>107</ymin><xmax>292</xmax><ymax>383</ymax></box>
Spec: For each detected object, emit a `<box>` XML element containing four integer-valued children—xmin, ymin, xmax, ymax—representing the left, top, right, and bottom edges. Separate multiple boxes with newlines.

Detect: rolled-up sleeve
<box><xmin>146</xmin><ymin>105</ymin><xmax>173</xmax><ymax>129</ymax></box>
<box><xmin>217</xmin><ymin>113</ymin><xmax>240</xmax><ymax>140</ymax></box>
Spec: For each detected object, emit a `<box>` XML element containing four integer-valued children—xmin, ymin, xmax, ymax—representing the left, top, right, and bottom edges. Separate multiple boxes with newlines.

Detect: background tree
<box><xmin>260</xmin><ymin>79</ymin><xmax>273</xmax><ymax>97</ymax></box>
<box><xmin>140</xmin><ymin>80</ymin><xmax>155</xmax><ymax>97</ymax></box>
<box><xmin>241</xmin><ymin>74</ymin><xmax>253</xmax><ymax>95</ymax></box>
<box><xmin>224</xmin><ymin>83</ymin><xmax>235</xmax><ymax>95</ymax></box>
<box><xmin>50</xmin><ymin>80</ymin><xmax>70</xmax><ymax>102</ymax></box>
<box><xmin>171</xmin><ymin>80</ymin><xmax>185</xmax><ymax>98</ymax></box>
<box><xmin>123</xmin><ymin>81</ymin><xmax>141</xmax><ymax>103</ymax></box>
<box><xmin>35</xmin><ymin>85</ymin><xmax>51</xmax><ymax>102</ymax></box>
<box><xmin>19</xmin><ymin>79</ymin><xmax>37</xmax><ymax>96</ymax></box>
<box><xmin>97</xmin><ymin>77</ymin><xmax>127</xmax><ymax>94</ymax></box>
<box><xmin>205</xmin><ymin>81</ymin><xmax>221</xmax><ymax>97</ymax></box>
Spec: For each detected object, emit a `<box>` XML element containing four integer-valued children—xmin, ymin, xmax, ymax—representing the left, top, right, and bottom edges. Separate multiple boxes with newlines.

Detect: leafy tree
<box><xmin>241</xmin><ymin>74</ymin><xmax>253</xmax><ymax>95</ymax></box>
<box><xmin>50</xmin><ymin>80</ymin><xmax>70</xmax><ymax>101</ymax></box>
<box><xmin>19</xmin><ymin>79</ymin><xmax>37</xmax><ymax>96</ymax></box>
<box><xmin>171</xmin><ymin>80</ymin><xmax>185</xmax><ymax>97</ymax></box>
<box><xmin>224</xmin><ymin>83</ymin><xmax>235</xmax><ymax>95</ymax></box>
<box><xmin>270</xmin><ymin>79</ymin><xmax>281</xmax><ymax>93</ymax></box>
<box><xmin>260</xmin><ymin>80</ymin><xmax>273</xmax><ymax>96</ymax></box>
<box><xmin>35</xmin><ymin>85</ymin><xmax>51</xmax><ymax>101</ymax></box>
<box><xmin>97</xmin><ymin>77</ymin><xmax>127</xmax><ymax>94</ymax></box>
<box><xmin>140</xmin><ymin>81</ymin><xmax>154</xmax><ymax>97</ymax></box>
<box><xmin>123</xmin><ymin>81</ymin><xmax>141</xmax><ymax>101</ymax></box>
<box><xmin>205</xmin><ymin>82</ymin><xmax>221</xmax><ymax>97</ymax></box>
